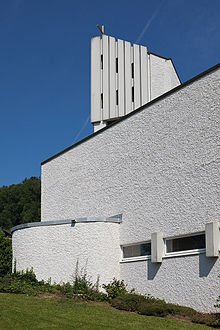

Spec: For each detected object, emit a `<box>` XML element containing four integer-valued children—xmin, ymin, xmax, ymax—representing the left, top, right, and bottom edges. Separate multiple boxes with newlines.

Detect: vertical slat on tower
<box><xmin>102</xmin><ymin>35</ymin><xmax>109</xmax><ymax>120</ymax></box>
<box><xmin>109</xmin><ymin>37</ymin><xmax>116</xmax><ymax>119</ymax></box>
<box><xmin>140</xmin><ymin>45</ymin><xmax>148</xmax><ymax>106</ymax></box>
<box><xmin>133</xmin><ymin>44</ymin><xmax>141</xmax><ymax>110</ymax></box>
<box><xmin>148</xmin><ymin>53</ymin><xmax>151</xmax><ymax>102</ymax></box>
<box><xmin>118</xmin><ymin>39</ymin><xmax>125</xmax><ymax>117</ymax></box>
<box><xmin>91</xmin><ymin>36</ymin><xmax>101</xmax><ymax>122</ymax></box>
<box><xmin>125</xmin><ymin>41</ymin><xmax>132</xmax><ymax>114</ymax></box>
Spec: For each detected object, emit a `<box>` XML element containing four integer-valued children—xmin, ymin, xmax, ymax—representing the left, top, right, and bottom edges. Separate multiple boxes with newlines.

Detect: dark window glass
<box><xmin>131</xmin><ymin>62</ymin><xmax>134</xmax><ymax>78</ymax></box>
<box><xmin>166</xmin><ymin>234</ymin><xmax>205</xmax><ymax>253</ymax></box>
<box><xmin>116</xmin><ymin>58</ymin><xmax>118</xmax><ymax>73</ymax></box>
<box><xmin>140</xmin><ymin>243</ymin><xmax>151</xmax><ymax>256</ymax></box>
<box><xmin>132</xmin><ymin>86</ymin><xmax>134</xmax><ymax>102</ymax></box>
<box><xmin>116</xmin><ymin>90</ymin><xmax>118</xmax><ymax>105</ymax></box>
<box><xmin>123</xmin><ymin>243</ymin><xmax>151</xmax><ymax>258</ymax></box>
<box><xmin>101</xmin><ymin>55</ymin><xmax>103</xmax><ymax>70</ymax></box>
<box><xmin>101</xmin><ymin>93</ymin><xmax>103</xmax><ymax>109</ymax></box>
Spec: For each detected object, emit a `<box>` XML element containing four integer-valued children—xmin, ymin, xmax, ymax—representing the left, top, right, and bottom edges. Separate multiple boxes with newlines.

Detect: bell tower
<box><xmin>91</xmin><ymin>33</ymin><xmax>180</xmax><ymax>132</ymax></box>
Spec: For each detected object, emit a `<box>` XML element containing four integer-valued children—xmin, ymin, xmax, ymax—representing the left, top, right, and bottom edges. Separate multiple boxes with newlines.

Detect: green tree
<box><xmin>0</xmin><ymin>230</ymin><xmax>12</xmax><ymax>276</ymax></box>
<box><xmin>0</xmin><ymin>177</ymin><xmax>41</xmax><ymax>229</ymax></box>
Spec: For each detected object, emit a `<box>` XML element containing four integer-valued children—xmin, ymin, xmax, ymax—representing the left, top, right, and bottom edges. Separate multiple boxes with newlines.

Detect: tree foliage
<box><xmin>0</xmin><ymin>177</ymin><xmax>41</xmax><ymax>230</ymax></box>
<box><xmin>0</xmin><ymin>231</ymin><xmax>12</xmax><ymax>276</ymax></box>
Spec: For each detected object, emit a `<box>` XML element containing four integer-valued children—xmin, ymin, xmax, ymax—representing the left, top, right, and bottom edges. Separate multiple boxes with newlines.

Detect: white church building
<box><xmin>12</xmin><ymin>34</ymin><xmax>220</xmax><ymax>312</ymax></box>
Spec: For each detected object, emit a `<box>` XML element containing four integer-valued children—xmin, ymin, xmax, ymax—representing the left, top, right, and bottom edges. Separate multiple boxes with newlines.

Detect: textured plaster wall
<box><xmin>150</xmin><ymin>54</ymin><xmax>180</xmax><ymax>100</ymax></box>
<box><xmin>14</xmin><ymin>67</ymin><xmax>220</xmax><ymax>312</ymax></box>
<box><xmin>42</xmin><ymin>68</ymin><xmax>219</xmax><ymax>240</ymax></box>
<box><xmin>12</xmin><ymin>222</ymin><xmax>120</xmax><ymax>285</ymax></box>
<box><xmin>120</xmin><ymin>253</ymin><xmax>220</xmax><ymax>312</ymax></box>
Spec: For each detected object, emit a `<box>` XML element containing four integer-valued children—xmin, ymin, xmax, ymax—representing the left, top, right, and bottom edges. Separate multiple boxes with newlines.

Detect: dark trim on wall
<box><xmin>148</xmin><ymin>51</ymin><xmax>170</xmax><ymax>60</ymax></box>
<box><xmin>41</xmin><ymin>62</ymin><xmax>220</xmax><ymax>165</ymax></box>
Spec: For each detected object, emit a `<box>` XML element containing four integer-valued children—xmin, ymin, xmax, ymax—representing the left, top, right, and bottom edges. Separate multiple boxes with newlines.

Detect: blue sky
<box><xmin>0</xmin><ymin>0</ymin><xmax>219</xmax><ymax>187</ymax></box>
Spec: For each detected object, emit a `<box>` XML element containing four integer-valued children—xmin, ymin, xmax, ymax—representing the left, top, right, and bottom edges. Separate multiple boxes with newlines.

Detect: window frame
<box><xmin>164</xmin><ymin>232</ymin><xmax>206</xmax><ymax>257</ymax></box>
<box><xmin>121</xmin><ymin>241</ymin><xmax>151</xmax><ymax>263</ymax></box>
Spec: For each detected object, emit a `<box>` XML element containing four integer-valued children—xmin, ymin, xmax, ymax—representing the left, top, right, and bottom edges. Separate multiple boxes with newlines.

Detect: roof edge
<box><xmin>41</xmin><ymin>62</ymin><xmax>220</xmax><ymax>165</ymax></box>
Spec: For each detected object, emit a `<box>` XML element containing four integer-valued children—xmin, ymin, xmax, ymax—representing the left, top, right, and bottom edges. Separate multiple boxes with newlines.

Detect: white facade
<box><xmin>91</xmin><ymin>35</ymin><xmax>180</xmax><ymax>131</ymax></box>
<box><xmin>12</xmin><ymin>36</ymin><xmax>220</xmax><ymax>312</ymax></box>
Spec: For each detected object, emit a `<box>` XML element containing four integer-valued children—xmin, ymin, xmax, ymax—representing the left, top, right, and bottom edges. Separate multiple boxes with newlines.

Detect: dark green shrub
<box><xmin>103</xmin><ymin>278</ymin><xmax>133</xmax><ymax>300</ymax></box>
<box><xmin>0</xmin><ymin>231</ymin><xmax>12</xmax><ymax>277</ymax></box>
<box><xmin>137</xmin><ymin>302</ymin><xmax>172</xmax><ymax>317</ymax></box>
<box><xmin>0</xmin><ymin>264</ymin><xmax>107</xmax><ymax>301</ymax></box>
<box><xmin>11</xmin><ymin>267</ymin><xmax>38</xmax><ymax>283</ymax></box>
<box><xmin>111</xmin><ymin>293</ymin><xmax>172</xmax><ymax>316</ymax></box>
<box><xmin>70</xmin><ymin>263</ymin><xmax>107</xmax><ymax>301</ymax></box>
<box><xmin>0</xmin><ymin>272</ymin><xmax>39</xmax><ymax>295</ymax></box>
<box><xmin>165</xmin><ymin>303</ymin><xmax>197</xmax><ymax>317</ymax></box>
<box><xmin>111</xmin><ymin>293</ymin><xmax>147</xmax><ymax>312</ymax></box>
<box><xmin>111</xmin><ymin>293</ymin><xmax>199</xmax><ymax>319</ymax></box>
<box><xmin>192</xmin><ymin>313</ymin><xmax>220</xmax><ymax>328</ymax></box>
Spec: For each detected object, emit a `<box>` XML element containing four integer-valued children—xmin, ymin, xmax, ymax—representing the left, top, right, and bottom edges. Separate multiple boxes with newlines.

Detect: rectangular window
<box><xmin>101</xmin><ymin>55</ymin><xmax>103</xmax><ymax>70</ymax></box>
<box><xmin>123</xmin><ymin>242</ymin><xmax>151</xmax><ymax>258</ymax></box>
<box><xmin>166</xmin><ymin>234</ymin><xmax>205</xmax><ymax>253</ymax></box>
<box><xmin>132</xmin><ymin>86</ymin><xmax>134</xmax><ymax>102</ymax></box>
<box><xmin>101</xmin><ymin>93</ymin><xmax>103</xmax><ymax>109</ymax></box>
<box><xmin>116</xmin><ymin>58</ymin><xmax>118</xmax><ymax>73</ymax></box>
<box><xmin>116</xmin><ymin>90</ymin><xmax>118</xmax><ymax>105</ymax></box>
<box><xmin>131</xmin><ymin>62</ymin><xmax>134</xmax><ymax>78</ymax></box>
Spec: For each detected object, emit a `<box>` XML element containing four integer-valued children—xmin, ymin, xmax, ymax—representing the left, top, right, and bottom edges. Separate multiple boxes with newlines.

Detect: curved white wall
<box><xmin>13</xmin><ymin>222</ymin><xmax>120</xmax><ymax>285</ymax></box>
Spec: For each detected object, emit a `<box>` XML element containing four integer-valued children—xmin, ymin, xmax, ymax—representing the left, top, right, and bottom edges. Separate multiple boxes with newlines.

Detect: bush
<box><xmin>0</xmin><ymin>265</ymin><xmax>107</xmax><ymax>301</ymax></box>
<box><xmin>138</xmin><ymin>302</ymin><xmax>172</xmax><ymax>317</ymax></box>
<box><xmin>111</xmin><ymin>293</ymin><xmax>173</xmax><ymax>316</ymax></box>
<box><xmin>0</xmin><ymin>231</ymin><xmax>12</xmax><ymax>277</ymax></box>
<box><xmin>102</xmin><ymin>278</ymin><xmax>133</xmax><ymax>300</ymax></box>
<box><xmin>111</xmin><ymin>293</ymin><xmax>147</xmax><ymax>311</ymax></box>
<box><xmin>192</xmin><ymin>313</ymin><xmax>220</xmax><ymax>328</ymax></box>
<box><xmin>111</xmin><ymin>293</ymin><xmax>198</xmax><ymax>318</ymax></box>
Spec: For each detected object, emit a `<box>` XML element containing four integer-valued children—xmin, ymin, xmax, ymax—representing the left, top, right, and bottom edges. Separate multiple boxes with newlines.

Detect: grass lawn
<box><xmin>0</xmin><ymin>293</ymin><xmax>211</xmax><ymax>329</ymax></box>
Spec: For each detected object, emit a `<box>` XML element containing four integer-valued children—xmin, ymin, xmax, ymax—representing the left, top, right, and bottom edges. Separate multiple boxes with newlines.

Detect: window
<box><xmin>122</xmin><ymin>242</ymin><xmax>151</xmax><ymax>258</ymax></box>
<box><xmin>101</xmin><ymin>93</ymin><xmax>103</xmax><ymax>109</ymax></box>
<box><xmin>101</xmin><ymin>55</ymin><xmax>103</xmax><ymax>70</ymax></box>
<box><xmin>116</xmin><ymin>58</ymin><xmax>118</xmax><ymax>73</ymax></box>
<box><xmin>131</xmin><ymin>62</ymin><xmax>134</xmax><ymax>78</ymax></box>
<box><xmin>166</xmin><ymin>234</ymin><xmax>205</xmax><ymax>253</ymax></box>
<box><xmin>132</xmin><ymin>86</ymin><xmax>134</xmax><ymax>102</ymax></box>
<box><xmin>116</xmin><ymin>90</ymin><xmax>118</xmax><ymax>105</ymax></box>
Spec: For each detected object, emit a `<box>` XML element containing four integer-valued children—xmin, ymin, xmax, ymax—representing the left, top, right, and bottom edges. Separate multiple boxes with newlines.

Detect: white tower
<box><xmin>91</xmin><ymin>34</ymin><xmax>180</xmax><ymax>132</ymax></box>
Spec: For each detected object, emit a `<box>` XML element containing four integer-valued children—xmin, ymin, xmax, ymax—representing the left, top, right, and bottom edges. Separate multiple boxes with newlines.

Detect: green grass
<box><xmin>0</xmin><ymin>293</ymin><xmax>211</xmax><ymax>329</ymax></box>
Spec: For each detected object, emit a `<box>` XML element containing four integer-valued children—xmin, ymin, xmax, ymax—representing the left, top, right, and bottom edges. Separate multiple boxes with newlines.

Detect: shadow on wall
<box><xmin>147</xmin><ymin>259</ymin><xmax>161</xmax><ymax>280</ymax></box>
<box><xmin>146</xmin><ymin>253</ymin><xmax>217</xmax><ymax>280</ymax></box>
<box><xmin>199</xmin><ymin>253</ymin><xmax>217</xmax><ymax>277</ymax></box>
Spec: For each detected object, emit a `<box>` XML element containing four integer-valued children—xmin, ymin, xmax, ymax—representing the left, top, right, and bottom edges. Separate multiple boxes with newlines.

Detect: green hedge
<box><xmin>110</xmin><ymin>293</ymin><xmax>220</xmax><ymax>327</ymax></box>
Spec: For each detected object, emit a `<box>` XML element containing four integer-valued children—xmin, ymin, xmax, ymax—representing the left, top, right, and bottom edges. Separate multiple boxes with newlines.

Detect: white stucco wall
<box><xmin>12</xmin><ymin>222</ymin><xmax>120</xmax><ymax>285</ymax></box>
<box><xmin>42</xmin><ymin>67</ymin><xmax>219</xmax><ymax>238</ymax></box>
<box><xmin>120</xmin><ymin>252</ymin><xmax>220</xmax><ymax>313</ymax></box>
<box><xmin>13</xmin><ymin>65</ymin><xmax>220</xmax><ymax>312</ymax></box>
<box><xmin>150</xmin><ymin>54</ymin><xmax>180</xmax><ymax>100</ymax></box>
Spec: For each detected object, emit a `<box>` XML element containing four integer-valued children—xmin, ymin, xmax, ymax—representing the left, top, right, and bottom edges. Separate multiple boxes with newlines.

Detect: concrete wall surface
<box><xmin>12</xmin><ymin>222</ymin><xmax>120</xmax><ymax>285</ymax></box>
<box><xmin>120</xmin><ymin>253</ymin><xmax>220</xmax><ymax>312</ymax></box>
<box><xmin>13</xmin><ymin>66</ymin><xmax>220</xmax><ymax>312</ymax></box>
